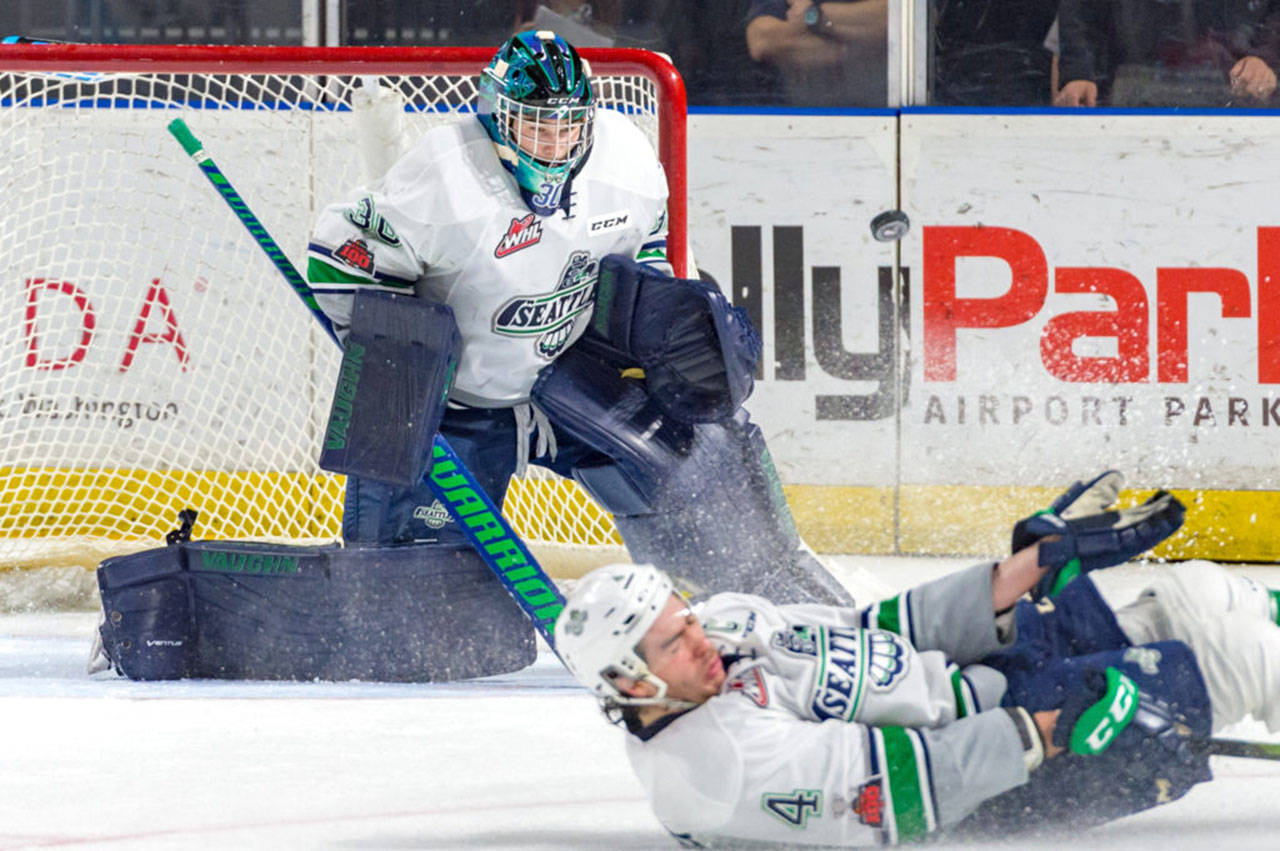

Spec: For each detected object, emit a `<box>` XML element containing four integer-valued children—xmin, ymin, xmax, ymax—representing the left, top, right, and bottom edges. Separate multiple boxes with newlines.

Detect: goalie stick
<box><xmin>1202</xmin><ymin>737</ymin><xmax>1280</xmax><ymax>761</ymax></box>
<box><xmin>167</xmin><ymin>118</ymin><xmax>566</xmax><ymax>647</ymax></box>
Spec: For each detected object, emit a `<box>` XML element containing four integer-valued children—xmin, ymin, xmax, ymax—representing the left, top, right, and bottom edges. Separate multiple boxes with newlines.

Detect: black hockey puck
<box><xmin>870</xmin><ymin>209</ymin><xmax>910</xmax><ymax>242</ymax></box>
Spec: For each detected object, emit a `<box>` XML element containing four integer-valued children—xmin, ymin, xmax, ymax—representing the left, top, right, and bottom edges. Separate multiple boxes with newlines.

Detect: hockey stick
<box><xmin>1203</xmin><ymin>738</ymin><xmax>1280</xmax><ymax>761</ymax></box>
<box><xmin>166</xmin><ymin>118</ymin><xmax>566</xmax><ymax>646</ymax></box>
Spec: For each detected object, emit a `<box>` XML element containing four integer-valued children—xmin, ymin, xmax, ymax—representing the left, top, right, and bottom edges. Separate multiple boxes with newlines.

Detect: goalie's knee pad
<box><xmin>96</xmin><ymin>540</ymin><xmax>534</xmax><ymax>682</ymax></box>
<box><xmin>604</xmin><ymin>414</ymin><xmax>852</xmax><ymax>606</ymax></box>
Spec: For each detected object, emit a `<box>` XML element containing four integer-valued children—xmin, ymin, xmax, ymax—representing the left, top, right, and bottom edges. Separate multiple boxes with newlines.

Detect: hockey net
<box><xmin>0</xmin><ymin>44</ymin><xmax>688</xmax><ymax>607</ymax></box>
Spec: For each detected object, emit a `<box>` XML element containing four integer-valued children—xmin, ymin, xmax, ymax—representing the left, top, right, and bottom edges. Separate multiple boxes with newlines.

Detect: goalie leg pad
<box><xmin>319</xmin><ymin>290</ymin><xmax>461</xmax><ymax>487</ymax></box>
<box><xmin>583</xmin><ymin>253</ymin><xmax>760</xmax><ymax>423</ymax></box>
<box><xmin>608</xmin><ymin>413</ymin><xmax>853</xmax><ymax>606</ymax></box>
<box><xmin>97</xmin><ymin>540</ymin><xmax>534</xmax><ymax>682</ymax></box>
<box><xmin>533</xmin><ymin>351</ymin><xmax>849</xmax><ymax>605</ymax></box>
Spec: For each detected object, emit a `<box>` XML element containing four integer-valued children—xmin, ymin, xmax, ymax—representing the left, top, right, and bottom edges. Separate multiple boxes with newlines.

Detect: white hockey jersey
<box><xmin>625</xmin><ymin>562</ymin><xmax>1032</xmax><ymax>847</ymax></box>
<box><xmin>307</xmin><ymin>108</ymin><xmax>671</xmax><ymax>407</ymax></box>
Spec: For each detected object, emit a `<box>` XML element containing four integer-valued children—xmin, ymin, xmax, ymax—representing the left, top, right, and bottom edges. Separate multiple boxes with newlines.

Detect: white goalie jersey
<box><xmin>625</xmin><ymin>562</ymin><xmax>1033</xmax><ymax>847</ymax></box>
<box><xmin>306</xmin><ymin>108</ymin><xmax>671</xmax><ymax>407</ymax></box>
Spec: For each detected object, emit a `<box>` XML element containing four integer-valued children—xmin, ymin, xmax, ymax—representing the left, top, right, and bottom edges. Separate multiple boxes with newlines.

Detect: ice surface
<box><xmin>2</xmin><ymin>557</ymin><xmax>1279</xmax><ymax>850</ymax></box>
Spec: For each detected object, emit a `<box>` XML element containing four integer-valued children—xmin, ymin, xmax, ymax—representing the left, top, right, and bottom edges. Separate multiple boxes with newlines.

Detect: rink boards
<box><xmin>689</xmin><ymin>110</ymin><xmax>1280</xmax><ymax>561</ymax></box>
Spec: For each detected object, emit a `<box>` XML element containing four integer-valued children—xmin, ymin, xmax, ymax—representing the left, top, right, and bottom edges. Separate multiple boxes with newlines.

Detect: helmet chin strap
<box><xmin>610</xmin><ymin>671</ymin><xmax>701</xmax><ymax>711</ymax></box>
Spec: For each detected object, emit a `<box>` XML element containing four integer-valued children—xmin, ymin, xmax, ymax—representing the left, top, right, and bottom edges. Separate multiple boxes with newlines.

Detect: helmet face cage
<box><xmin>478</xmin><ymin>30</ymin><xmax>596</xmax><ymax>202</ymax></box>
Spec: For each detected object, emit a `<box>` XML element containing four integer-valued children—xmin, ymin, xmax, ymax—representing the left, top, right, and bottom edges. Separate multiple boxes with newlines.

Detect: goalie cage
<box><xmin>0</xmin><ymin>43</ymin><xmax>689</xmax><ymax>608</ymax></box>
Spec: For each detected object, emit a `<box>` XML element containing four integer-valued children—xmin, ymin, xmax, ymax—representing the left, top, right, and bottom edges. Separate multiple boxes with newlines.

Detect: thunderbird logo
<box><xmin>493</xmin><ymin>251</ymin><xmax>598</xmax><ymax>359</ymax></box>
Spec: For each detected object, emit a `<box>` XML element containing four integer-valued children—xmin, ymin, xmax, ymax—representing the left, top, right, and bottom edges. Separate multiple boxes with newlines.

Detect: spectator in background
<box><xmin>930</xmin><ymin>0</ymin><xmax>1060</xmax><ymax>105</ymax></box>
<box><xmin>656</xmin><ymin>0</ymin><xmax>787</xmax><ymax>105</ymax></box>
<box><xmin>514</xmin><ymin>1</ymin><xmax>622</xmax><ymax>46</ymax></box>
<box><xmin>1056</xmin><ymin>0</ymin><xmax>1280</xmax><ymax>107</ymax></box>
<box><xmin>745</xmin><ymin>0</ymin><xmax>888</xmax><ymax>107</ymax></box>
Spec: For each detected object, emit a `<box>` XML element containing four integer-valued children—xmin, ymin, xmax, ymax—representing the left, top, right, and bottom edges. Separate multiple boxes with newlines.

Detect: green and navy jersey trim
<box><xmin>306</xmin><ymin>243</ymin><xmax>417</xmax><ymax>289</ymax></box>
<box><xmin>859</xmin><ymin>591</ymin><xmax>916</xmax><ymax>646</ymax></box>
<box><xmin>636</xmin><ymin>238</ymin><xmax>668</xmax><ymax>267</ymax></box>
<box><xmin>948</xmin><ymin>666</ymin><xmax>980</xmax><ymax>718</ymax></box>
<box><xmin>870</xmin><ymin>726</ymin><xmax>940</xmax><ymax>844</ymax></box>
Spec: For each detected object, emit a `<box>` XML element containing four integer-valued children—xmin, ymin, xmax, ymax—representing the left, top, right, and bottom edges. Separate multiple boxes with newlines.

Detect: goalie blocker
<box><xmin>318</xmin><ymin>290</ymin><xmax>461</xmax><ymax>487</ymax></box>
<box><xmin>94</xmin><ymin>522</ymin><xmax>534</xmax><ymax>682</ymax></box>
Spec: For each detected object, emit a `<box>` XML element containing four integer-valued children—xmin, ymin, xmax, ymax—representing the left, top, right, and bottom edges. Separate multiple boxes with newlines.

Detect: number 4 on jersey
<box><xmin>761</xmin><ymin>788</ymin><xmax>822</xmax><ymax>828</ymax></box>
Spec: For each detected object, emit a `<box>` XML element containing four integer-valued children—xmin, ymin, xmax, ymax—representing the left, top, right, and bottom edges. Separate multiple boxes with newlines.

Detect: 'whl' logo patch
<box><xmin>726</xmin><ymin>668</ymin><xmax>768</xmax><ymax>708</ymax></box>
<box><xmin>495</xmin><ymin>214</ymin><xmax>544</xmax><ymax>258</ymax></box>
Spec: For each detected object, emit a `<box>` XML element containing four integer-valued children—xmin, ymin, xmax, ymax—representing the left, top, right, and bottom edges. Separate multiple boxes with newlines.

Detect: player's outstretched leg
<box><xmin>533</xmin><ymin>346</ymin><xmax>854</xmax><ymax>606</ymax></box>
<box><xmin>1113</xmin><ymin>559</ymin><xmax>1280</xmax><ymax>731</ymax></box>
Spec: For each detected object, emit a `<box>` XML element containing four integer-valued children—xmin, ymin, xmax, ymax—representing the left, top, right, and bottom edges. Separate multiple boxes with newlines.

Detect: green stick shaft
<box><xmin>1205</xmin><ymin>737</ymin><xmax>1280</xmax><ymax>761</ymax></box>
<box><xmin>167</xmin><ymin>118</ymin><xmax>337</xmax><ymax>345</ymax></box>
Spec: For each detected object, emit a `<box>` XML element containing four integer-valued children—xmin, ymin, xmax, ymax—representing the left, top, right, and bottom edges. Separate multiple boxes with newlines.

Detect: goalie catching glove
<box><xmin>1012</xmin><ymin>470</ymin><xmax>1185</xmax><ymax>600</ymax></box>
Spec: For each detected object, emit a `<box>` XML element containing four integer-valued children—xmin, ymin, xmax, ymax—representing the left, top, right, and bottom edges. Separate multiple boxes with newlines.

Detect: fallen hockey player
<box><xmin>553</xmin><ymin>478</ymin><xmax>1277</xmax><ymax>846</ymax></box>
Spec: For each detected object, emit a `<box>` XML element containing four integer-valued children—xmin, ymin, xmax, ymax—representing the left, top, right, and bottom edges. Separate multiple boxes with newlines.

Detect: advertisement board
<box><xmin>689</xmin><ymin>111</ymin><xmax>1280</xmax><ymax>559</ymax></box>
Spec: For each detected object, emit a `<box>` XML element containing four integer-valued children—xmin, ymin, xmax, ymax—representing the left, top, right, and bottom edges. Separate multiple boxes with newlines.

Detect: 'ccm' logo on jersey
<box><xmin>495</xmin><ymin>213</ymin><xmax>544</xmax><ymax>258</ymax></box>
<box><xmin>588</xmin><ymin>212</ymin><xmax>630</xmax><ymax>235</ymax></box>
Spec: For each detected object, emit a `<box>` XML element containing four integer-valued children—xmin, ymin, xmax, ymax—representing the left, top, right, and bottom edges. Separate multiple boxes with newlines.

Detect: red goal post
<box><xmin>0</xmin><ymin>43</ymin><xmax>687</xmax><ymax>591</ymax></box>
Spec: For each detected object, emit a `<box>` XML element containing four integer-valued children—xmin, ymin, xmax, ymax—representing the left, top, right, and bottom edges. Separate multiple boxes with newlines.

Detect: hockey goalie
<box><xmin>92</xmin><ymin>30</ymin><xmax>852</xmax><ymax>682</ymax></box>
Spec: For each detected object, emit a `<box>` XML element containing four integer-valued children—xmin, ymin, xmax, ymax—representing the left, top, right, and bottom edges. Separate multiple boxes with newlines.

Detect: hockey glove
<box><xmin>1055</xmin><ymin>665</ymin><xmax>1208</xmax><ymax>763</ymax></box>
<box><xmin>1012</xmin><ymin>470</ymin><xmax>1185</xmax><ymax>600</ymax></box>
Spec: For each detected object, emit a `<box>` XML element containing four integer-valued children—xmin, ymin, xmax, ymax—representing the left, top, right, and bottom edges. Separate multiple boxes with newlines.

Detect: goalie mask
<box><xmin>554</xmin><ymin>563</ymin><xmax>690</xmax><ymax>707</ymax></box>
<box><xmin>478</xmin><ymin>30</ymin><xmax>595</xmax><ymax>215</ymax></box>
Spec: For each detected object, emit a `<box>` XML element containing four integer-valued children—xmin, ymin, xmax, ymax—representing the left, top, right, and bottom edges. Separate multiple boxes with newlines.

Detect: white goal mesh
<box><xmin>0</xmin><ymin>45</ymin><xmax>686</xmax><ymax>598</ymax></box>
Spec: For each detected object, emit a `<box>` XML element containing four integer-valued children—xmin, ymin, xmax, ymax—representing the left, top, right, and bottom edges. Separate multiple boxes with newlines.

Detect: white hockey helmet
<box><xmin>554</xmin><ymin>563</ymin><xmax>683</xmax><ymax>706</ymax></box>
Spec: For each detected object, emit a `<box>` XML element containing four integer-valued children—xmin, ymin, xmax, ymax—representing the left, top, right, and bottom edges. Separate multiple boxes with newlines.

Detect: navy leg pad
<box><xmin>319</xmin><ymin>290</ymin><xmax>460</xmax><ymax>487</ymax></box>
<box><xmin>607</xmin><ymin>413</ymin><xmax>853</xmax><ymax>606</ymax></box>
<box><xmin>97</xmin><ymin>540</ymin><xmax>535</xmax><ymax>682</ymax></box>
